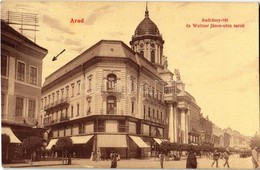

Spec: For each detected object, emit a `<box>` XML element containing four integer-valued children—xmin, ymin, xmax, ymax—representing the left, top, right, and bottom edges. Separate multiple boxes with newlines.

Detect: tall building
<box><xmin>41</xmin><ymin>5</ymin><xmax>201</xmax><ymax>158</ymax></box>
<box><xmin>1</xmin><ymin>19</ymin><xmax>48</xmax><ymax>159</ymax></box>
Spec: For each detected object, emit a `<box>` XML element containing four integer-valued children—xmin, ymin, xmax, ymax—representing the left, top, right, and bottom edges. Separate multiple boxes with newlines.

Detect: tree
<box><xmin>55</xmin><ymin>137</ymin><xmax>73</xmax><ymax>165</ymax></box>
<box><xmin>22</xmin><ymin>136</ymin><xmax>43</xmax><ymax>166</ymax></box>
<box><xmin>2</xmin><ymin>134</ymin><xmax>10</xmax><ymax>163</ymax></box>
<box><xmin>250</xmin><ymin>133</ymin><xmax>260</xmax><ymax>152</ymax></box>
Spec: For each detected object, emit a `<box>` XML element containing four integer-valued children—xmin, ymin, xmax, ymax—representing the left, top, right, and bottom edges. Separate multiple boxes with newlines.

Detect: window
<box><xmin>107</xmin><ymin>95</ymin><xmax>116</xmax><ymax>115</ymax></box>
<box><xmin>131</xmin><ymin>77</ymin><xmax>135</xmax><ymax>91</ymax></box>
<box><xmin>132</xmin><ymin>101</ymin><xmax>135</xmax><ymax>114</ymax></box>
<box><xmin>17</xmin><ymin>61</ymin><xmax>25</xmax><ymax>81</ymax></box>
<box><xmin>15</xmin><ymin>97</ymin><xmax>23</xmax><ymax>116</ymax></box>
<box><xmin>41</xmin><ymin>99</ymin><xmax>43</xmax><ymax>109</ymax></box>
<box><xmin>76</xmin><ymin>104</ymin><xmax>80</xmax><ymax>116</ymax></box>
<box><xmin>71</xmin><ymin>83</ymin><xmax>75</xmax><ymax>97</ymax></box>
<box><xmin>87</xmin><ymin>75</ymin><xmax>92</xmax><ymax>91</ymax></box>
<box><xmin>77</xmin><ymin>80</ymin><xmax>81</xmax><ymax>95</ymax></box>
<box><xmin>52</xmin><ymin>93</ymin><xmax>55</xmax><ymax>104</ymax></box>
<box><xmin>107</xmin><ymin>74</ymin><xmax>117</xmax><ymax>91</ymax></box>
<box><xmin>151</xmin><ymin>51</ymin><xmax>155</xmax><ymax>63</ymax></box>
<box><xmin>61</xmin><ymin>88</ymin><xmax>64</xmax><ymax>100</ymax></box>
<box><xmin>118</xmin><ymin>120</ymin><xmax>126</xmax><ymax>132</ymax></box>
<box><xmin>153</xmin><ymin>109</ymin><xmax>155</xmax><ymax>118</ymax></box>
<box><xmin>1</xmin><ymin>55</ymin><xmax>7</xmax><ymax>76</ymax></box>
<box><xmin>148</xmin><ymin>107</ymin><xmax>151</xmax><ymax>117</ymax></box>
<box><xmin>71</xmin><ymin>105</ymin><xmax>74</xmax><ymax>117</ymax></box>
<box><xmin>56</xmin><ymin>91</ymin><xmax>59</xmax><ymax>102</ymax></box>
<box><xmin>2</xmin><ymin>94</ymin><xmax>5</xmax><ymax>114</ymax></box>
<box><xmin>66</xmin><ymin>86</ymin><xmax>69</xmax><ymax>97</ymax></box>
<box><xmin>29</xmin><ymin>66</ymin><xmax>37</xmax><ymax>85</ymax></box>
<box><xmin>140</xmin><ymin>51</ymin><xmax>144</xmax><ymax>57</ymax></box>
<box><xmin>28</xmin><ymin>100</ymin><xmax>36</xmax><ymax>118</ymax></box>
<box><xmin>87</xmin><ymin>98</ymin><xmax>91</xmax><ymax>115</ymax></box>
<box><xmin>143</xmin><ymin>105</ymin><xmax>146</xmax><ymax>119</ymax></box>
<box><xmin>157</xmin><ymin>110</ymin><xmax>159</xmax><ymax>119</ymax></box>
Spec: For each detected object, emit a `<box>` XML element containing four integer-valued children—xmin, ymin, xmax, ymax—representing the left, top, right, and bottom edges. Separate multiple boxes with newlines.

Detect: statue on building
<box><xmin>174</xmin><ymin>69</ymin><xmax>181</xmax><ymax>81</ymax></box>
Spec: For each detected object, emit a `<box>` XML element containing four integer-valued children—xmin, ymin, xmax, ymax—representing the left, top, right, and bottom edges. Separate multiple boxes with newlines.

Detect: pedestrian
<box><xmin>223</xmin><ymin>150</ymin><xmax>230</xmax><ymax>168</ymax></box>
<box><xmin>90</xmin><ymin>151</ymin><xmax>94</xmax><ymax>161</ymax></box>
<box><xmin>96</xmin><ymin>151</ymin><xmax>100</xmax><ymax>162</ymax></box>
<box><xmin>211</xmin><ymin>150</ymin><xmax>220</xmax><ymax>168</ymax></box>
<box><xmin>159</xmin><ymin>152</ymin><xmax>165</xmax><ymax>168</ymax></box>
<box><xmin>186</xmin><ymin>151</ymin><xmax>197</xmax><ymax>169</ymax></box>
<box><xmin>251</xmin><ymin>147</ymin><xmax>259</xmax><ymax>169</ymax></box>
<box><xmin>110</xmin><ymin>150</ymin><xmax>118</xmax><ymax>168</ymax></box>
<box><xmin>67</xmin><ymin>151</ymin><xmax>72</xmax><ymax>165</ymax></box>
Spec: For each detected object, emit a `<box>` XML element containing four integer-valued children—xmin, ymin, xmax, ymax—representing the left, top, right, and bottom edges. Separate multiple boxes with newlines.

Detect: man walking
<box><xmin>252</xmin><ymin>147</ymin><xmax>259</xmax><ymax>169</ymax></box>
<box><xmin>110</xmin><ymin>150</ymin><xmax>118</xmax><ymax>168</ymax></box>
<box><xmin>223</xmin><ymin>150</ymin><xmax>230</xmax><ymax>168</ymax></box>
<box><xmin>211</xmin><ymin>150</ymin><xmax>220</xmax><ymax>168</ymax></box>
<box><xmin>159</xmin><ymin>152</ymin><xmax>165</xmax><ymax>168</ymax></box>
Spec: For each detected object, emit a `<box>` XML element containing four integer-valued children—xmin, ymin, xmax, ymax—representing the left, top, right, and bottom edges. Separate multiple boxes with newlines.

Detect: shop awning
<box><xmin>71</xmin><ymin>135</ymin><xmax>93</xmax><ymax>144</ymax></box>
<box><xmin>46</xmin><ymin>138</ymin><xmax>58</xmax><ymax>150</ymax></box>
<box><xmin>97</xmin><ymin>135</ymin><xmax>127</xmax><ymax>148</ymax></box>
<box><xmin>154</xmin><ymin>138</ymin><xmax>163</xmax><ymax>144</ymax></box>
<box><xmin>129</xmin><ymin>135</ymin><xmax>150</xmax><ymax>148</ymax></box>
<box><xmin>2</xmin><ymin>127</ymin><xmax>21</xmax><ymax>143</ymax></box>
<box><xmin>161</xmin><ymin>139</ymin><xmax>168</xmax><ymax>142</ymax></box>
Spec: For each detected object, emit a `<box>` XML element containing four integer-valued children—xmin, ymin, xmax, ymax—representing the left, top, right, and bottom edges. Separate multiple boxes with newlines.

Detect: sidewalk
<box><xmin>3</xmin><ymin>160</ymin><xmax>94</xmax><ymax>168</ymax></box>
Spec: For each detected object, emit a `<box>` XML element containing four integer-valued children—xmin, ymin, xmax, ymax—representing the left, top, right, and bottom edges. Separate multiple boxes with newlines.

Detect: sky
<box><xmin>1</xmin><ymin>1</ymin><xmax>259</xmax><ymax>137</ymax></box>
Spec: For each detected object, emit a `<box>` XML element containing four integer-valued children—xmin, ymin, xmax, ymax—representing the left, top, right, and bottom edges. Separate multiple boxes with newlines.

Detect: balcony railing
<box><xmin>44</xmin><ymin>97</ymin><xmax>69</xmax><ymax>111</ymax></box>
<box><xmin>60</xmin><ymin>116</ymin><xmax>69</xmax><ymax>122</ymax></box>
<box><xmin>101</xmin><ymin>84</ymin><xmax>124</xmax><ymax>94</ymax></box>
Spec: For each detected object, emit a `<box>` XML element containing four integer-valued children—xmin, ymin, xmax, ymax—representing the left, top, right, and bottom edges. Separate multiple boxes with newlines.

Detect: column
<box><xmin>168</xmin><ymin>103</ymin><xmax>174</xmax><ymax>142</ymax></box>
<box><xmin>181</xmin><ymin>110</ymin><xmax>186</xmax><ymax>143</ymax></box>
<box><xmin>173</xmin><ymin>105</ymin><xmax>178</xmax><ymax>142</ymax></box>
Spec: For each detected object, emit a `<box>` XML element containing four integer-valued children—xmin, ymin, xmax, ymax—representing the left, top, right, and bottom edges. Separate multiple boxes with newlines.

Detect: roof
<box><xmin>43</xmin><ymin>40</ymin><xmax>161</xmax><ymax>87</ymax></box>
<box><xmin>135</xmin><ymin>17</ymin><xmax>160</xmax><ymax>36</ymax></box>
<box><xmin>1</xmin><ymin>19</ymin><xmax>48</xmax><ymax>52</ymax></box>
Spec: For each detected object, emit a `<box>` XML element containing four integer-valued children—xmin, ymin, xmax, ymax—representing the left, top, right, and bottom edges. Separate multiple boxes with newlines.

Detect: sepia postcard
<box><xmin>1</xmin><ymin>1</ymin><xmax>259</xmax><ymax>169</ymax></box>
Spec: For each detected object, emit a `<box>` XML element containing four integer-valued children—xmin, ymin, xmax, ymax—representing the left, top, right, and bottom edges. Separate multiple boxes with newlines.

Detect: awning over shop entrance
<box><xmin>154</xmin><ymin>138</ymin><xmax>163</xmax><ymax>145</ymax></box>
<box><xmin>46</xmin><ymin>138</ymin><xmax>58</xmax><ymax>150</ymax></box>
<box><xmin>129</xmin><ymin>135</ymin><xmax>150</xmax><ymax>148</ymax></box>
<box><xmin>97</xmin><ymin>135</ymin><xmax>127</xmax><ymax>148</ymax></box>
<box><xmin>71</xmin><ymin>135</ymin><xmax>93</xmax><ymax>144</ymax></box>
<box><xmin>161</xmin><ymin>139</ymin><xmax>168</xmax><ymax>142</ymax></box>
<box><xmin>2</xmin><ymin>127</ymin><xmax>21</xmax><ymax>143</ymax></box>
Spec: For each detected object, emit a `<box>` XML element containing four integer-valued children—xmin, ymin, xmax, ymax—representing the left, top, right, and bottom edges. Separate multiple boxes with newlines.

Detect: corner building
<box><xmin>42</xmin><ymin>6</ymin><xmax>200</xmax><ymax>158</ymax></box>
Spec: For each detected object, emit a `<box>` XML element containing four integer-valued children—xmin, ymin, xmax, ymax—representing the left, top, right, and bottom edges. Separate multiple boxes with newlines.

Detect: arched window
<box><xmin>151</xmin><ymin>51</ymin><xmax>155</xmax><ymax>63</ymax></box>
<box><xmin>140</xmin><ymin>51</ymin><xmax>144</xmax><ymax>58</ymax></box>
<box><xmin>107</xmin><ymin>96</ymin><xmax>117</xmax><ymax>115</ymax></box>
<box><xmin>107</xmin><ymin>74</ymin><xmax>117</xmax><ymax>91</ymax></box>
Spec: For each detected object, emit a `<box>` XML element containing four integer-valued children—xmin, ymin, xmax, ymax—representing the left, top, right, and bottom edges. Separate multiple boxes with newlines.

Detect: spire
<box><xmin>145</xmin><ymin>1</ymin><xmax>149</xmax><ymax>18</ymax></box>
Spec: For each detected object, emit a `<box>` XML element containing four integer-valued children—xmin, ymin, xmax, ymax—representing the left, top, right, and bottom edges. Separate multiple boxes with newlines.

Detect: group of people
<box><xmin>158</xmin><ymin>147</ymin><xmax>259</xmax><ymax>169</ymax></box>
<box><xmin>211</xmin><ymin>150</ymin><xmax>230</xmax><ymax>168</ymax></box>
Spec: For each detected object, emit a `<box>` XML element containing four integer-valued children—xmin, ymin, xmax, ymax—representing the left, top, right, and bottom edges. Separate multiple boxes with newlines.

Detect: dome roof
<box><xmin>134</xmin><ymin>6</ymin><xmax>160</xmax><ymax>36</ymax></box>
<box><xmin>135</xmin><ymin>17</ymin><xmax>160</xmax><ymax>36</ymax></box>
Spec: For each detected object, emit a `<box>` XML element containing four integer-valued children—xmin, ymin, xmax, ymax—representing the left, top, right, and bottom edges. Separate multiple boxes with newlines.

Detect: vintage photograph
<box><xmin>1</xmin><ymin>1</ymin><xmax>259</xmax><ymax>169</ymax></box>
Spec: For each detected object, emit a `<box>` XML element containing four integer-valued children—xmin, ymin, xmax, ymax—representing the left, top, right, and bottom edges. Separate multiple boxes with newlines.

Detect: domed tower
<box><xmin>130</xmin><ymin>3</ymin><xmax>164</xmax><ymax>69</ymax></box>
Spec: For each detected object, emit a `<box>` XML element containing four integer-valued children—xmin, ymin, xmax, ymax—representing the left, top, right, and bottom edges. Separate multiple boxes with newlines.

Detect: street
<box><xmin>3</xmin><ymin>155</ymin><xmax>254</xmax><ymax>169</ymax></box>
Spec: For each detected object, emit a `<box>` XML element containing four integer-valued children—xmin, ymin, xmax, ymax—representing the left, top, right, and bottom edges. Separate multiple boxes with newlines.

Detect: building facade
<box><xmin>41</xmin><ymin>6</ymin><xmax>200</xmax><ymax>158</ymax></box>
<box><xmin>1</xmin><ymin>19</ymin><xmax>48</xmax><ymax>161</ymax></box>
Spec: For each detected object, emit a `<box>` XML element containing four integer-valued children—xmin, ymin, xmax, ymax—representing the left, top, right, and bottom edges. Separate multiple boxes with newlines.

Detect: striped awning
<box><xmin>97</xmin><ymin>135</ymin><xmax>127</xmax><ymax>148</ymax></box>
<box><xmin>46</xmin><ymin>138</ymin><xmax>58</xmax><ymax>150</ymax></box>
<box><xmin>129</xmin><ymin>135</ymin><xmax>150</xmax><ymax>148</ymax></box>
<box><xmin>2</xmin><ymin>127</ymin><xmax>21</xmax><ymax>143</ymax></box>
<box><xmin>71</xmin><ymin>135</ymin><xmax>93</xmax><ymax>144</ymax></box>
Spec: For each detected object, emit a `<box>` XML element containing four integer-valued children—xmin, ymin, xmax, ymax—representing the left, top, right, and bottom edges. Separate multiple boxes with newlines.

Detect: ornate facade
<box><xmin>41</xmin><ymin>5</ymin><xmax>203</xmax><ymax>158</ymax></box>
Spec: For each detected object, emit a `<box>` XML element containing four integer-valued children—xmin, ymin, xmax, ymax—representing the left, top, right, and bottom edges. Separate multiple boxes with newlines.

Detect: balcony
<box><xmin>164</xmin><ymin>93</ymin><xmax>177</xmax><ymax>103</ymax></box>
<box><xmin>60</xmin><ymin>116</ymin><xmax>69</xmax><ymax>122</ymax></box>
<box><xmin>44</xmin><ymin>97</ymin><xmax>69</xmax><ymax>112</ymax></box>
<box><xmin>101</xmin><ymin>84</ymin><xmax>124</xmax><ymax>95</ymax></box>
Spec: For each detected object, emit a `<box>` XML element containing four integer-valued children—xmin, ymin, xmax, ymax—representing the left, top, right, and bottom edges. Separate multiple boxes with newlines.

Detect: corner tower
<box><xmin>130</xmin><ymin>3</ymin><xmax>164</xmax><ymax>69</ymax></box>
